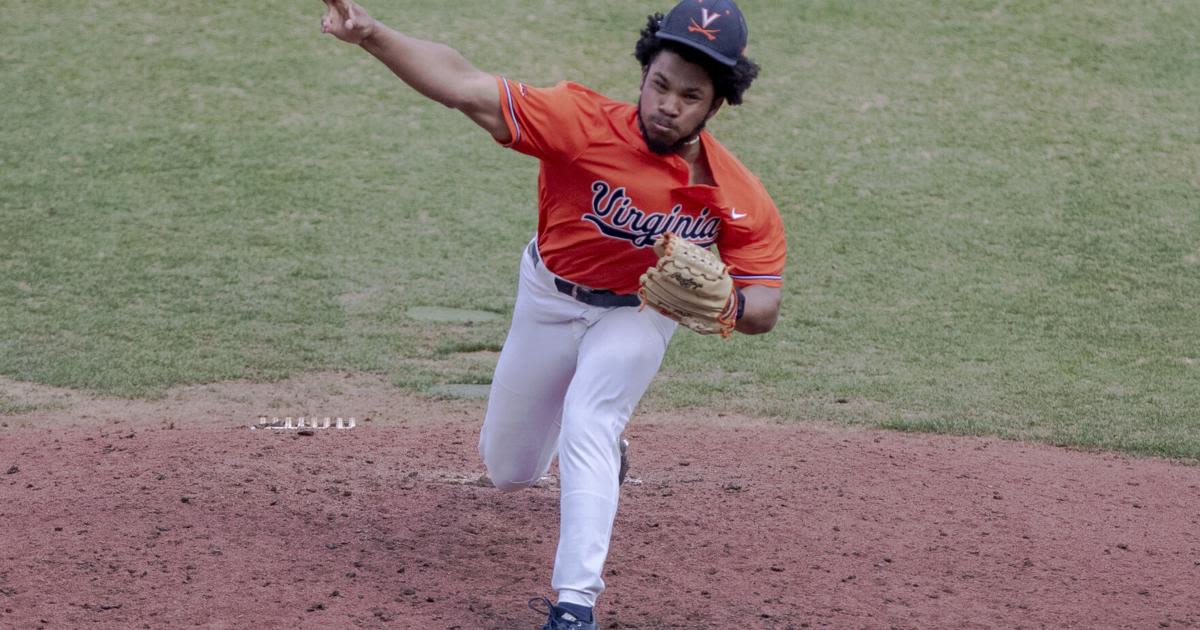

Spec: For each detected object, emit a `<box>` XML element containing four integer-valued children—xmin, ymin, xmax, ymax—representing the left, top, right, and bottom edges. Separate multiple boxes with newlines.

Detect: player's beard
<box><xmin>637</xmin><ymin>99</ymin><xmax>707</xmax><ymax>155</ymax></box>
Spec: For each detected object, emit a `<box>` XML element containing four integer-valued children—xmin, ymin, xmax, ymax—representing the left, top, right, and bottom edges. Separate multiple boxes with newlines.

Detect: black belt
<box><xmin>527</xmin><ymin>241</ymin><xmax>641</xmax><ymax>308</ymax></box>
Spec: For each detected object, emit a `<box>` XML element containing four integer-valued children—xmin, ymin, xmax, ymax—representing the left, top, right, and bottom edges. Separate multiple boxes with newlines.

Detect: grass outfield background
<box><xmin>1</xmin><ymin>1</ymin><xmax>1197</xmax><ymax>459</ymax></box>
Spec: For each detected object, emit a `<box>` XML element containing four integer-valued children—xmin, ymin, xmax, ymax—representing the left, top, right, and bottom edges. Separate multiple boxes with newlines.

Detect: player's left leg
<box><xmin>479</xmin><ymin>240</ymin><xmax>586</xmax><ymax>491</ymax></box>
<box><xmin>550</xmin><ymin>305</ymin><xmax>677</xmax><ymax>609</ymax></box>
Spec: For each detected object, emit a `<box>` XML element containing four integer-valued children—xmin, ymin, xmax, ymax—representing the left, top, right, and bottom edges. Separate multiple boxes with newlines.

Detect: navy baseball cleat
<box><xmin>619</xmin><ymin>437</ymin><xmax>630</xmax><ymax>485</ymax></box>
<box><xmin>529</xmin><ymin>597</ymin><xmax>598</xmax><ymax>630</ymax></box>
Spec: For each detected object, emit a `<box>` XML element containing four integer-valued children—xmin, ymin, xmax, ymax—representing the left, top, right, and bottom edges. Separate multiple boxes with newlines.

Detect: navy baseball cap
<box><xmin>655</xmin><ymin>0</ymin><xmax>748</xmax><ymax>67</ymax></box>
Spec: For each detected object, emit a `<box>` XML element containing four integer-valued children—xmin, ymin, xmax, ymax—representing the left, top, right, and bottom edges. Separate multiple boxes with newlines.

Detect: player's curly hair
<box><xmin>633</xmin><ymin>13</ymin><xmax>760</xmax><ymax>106</ymax></box>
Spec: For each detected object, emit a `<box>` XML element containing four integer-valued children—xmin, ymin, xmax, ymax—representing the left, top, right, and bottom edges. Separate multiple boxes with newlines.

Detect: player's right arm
<box><xmin>320</xmin><ymin>0</ymin><xmax>510</xmax><ymax>144</ymax></box>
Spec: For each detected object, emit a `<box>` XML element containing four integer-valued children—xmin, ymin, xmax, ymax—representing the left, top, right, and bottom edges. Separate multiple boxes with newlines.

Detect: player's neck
<box><xmin>677</xmin><ymin>135</ymin><xmax>702</xmax><ymax>165</ymax></box>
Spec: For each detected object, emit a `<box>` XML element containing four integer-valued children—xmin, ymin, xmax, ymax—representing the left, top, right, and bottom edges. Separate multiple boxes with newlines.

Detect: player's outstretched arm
<box><xmin>735</xmin><ymin>285</ymin><xmax>781</xmax><ymax>335</ymax></box>
<box><xmin>320</xmin><ymin>0</ymin><xmax>510</xmax><ymax>143</ymax></box>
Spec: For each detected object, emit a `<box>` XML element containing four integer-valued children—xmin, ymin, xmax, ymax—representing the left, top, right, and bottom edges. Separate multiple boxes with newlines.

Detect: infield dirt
<box><xmin>1</xmin><ymin>373</ymin><xmax>1197</xmax><ymax>629</ymax></box>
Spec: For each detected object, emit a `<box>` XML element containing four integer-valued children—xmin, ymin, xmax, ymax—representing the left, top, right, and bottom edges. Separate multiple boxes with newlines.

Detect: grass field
<box><xmin>2</xmin><ymin>1</ymin><xmax>1198</xmax><ymax>459</ymax></box>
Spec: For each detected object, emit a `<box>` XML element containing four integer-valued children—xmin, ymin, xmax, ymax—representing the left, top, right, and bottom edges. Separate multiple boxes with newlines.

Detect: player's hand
<box><xmin>320</xmin><ymin>0</ymin><xmax>376</xmax><ymax>45</ymax></box>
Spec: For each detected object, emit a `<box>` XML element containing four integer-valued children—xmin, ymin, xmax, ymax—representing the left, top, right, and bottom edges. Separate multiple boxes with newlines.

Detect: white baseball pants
<box><xmin>478</xmin><ymin>240</ymin><xmax>676</xmax><ymax>608</ymax></box>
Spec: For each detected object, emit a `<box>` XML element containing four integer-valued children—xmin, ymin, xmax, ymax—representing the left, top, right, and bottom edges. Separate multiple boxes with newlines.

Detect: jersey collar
<box><xmin>624</xmin><ymin>107</ymin><xmax>728</xmax><ymax>206</ymax></box>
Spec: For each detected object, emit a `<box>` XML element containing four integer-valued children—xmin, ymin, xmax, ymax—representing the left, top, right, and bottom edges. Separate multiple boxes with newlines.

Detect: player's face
<box><xmin>638</xmin><ymin>50</ymin><xmax>721</xmax><ymax>155</ymax></box>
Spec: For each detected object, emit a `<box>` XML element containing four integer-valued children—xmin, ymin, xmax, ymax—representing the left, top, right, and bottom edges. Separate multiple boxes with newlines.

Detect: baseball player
<box><xmin>319</xmin><ymin>0</ymin><xmax>785</xmax><ymax>627</ymax></box>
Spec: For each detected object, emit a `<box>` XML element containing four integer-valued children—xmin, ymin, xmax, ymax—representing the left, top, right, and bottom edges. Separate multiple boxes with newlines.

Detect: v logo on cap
<box><xmin>657</xmin><ymin>0</ymin><xmax>748</xmax><ymax>67</ymax></box>
<box><xmin>688</xmin><ymin>17</ymin><xmax>720</xmax><ymax>41</ymax></box>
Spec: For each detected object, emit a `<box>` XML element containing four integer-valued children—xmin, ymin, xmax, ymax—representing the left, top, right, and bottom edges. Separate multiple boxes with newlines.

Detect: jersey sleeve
<box><xmin>719</xmin><ymin>198</ymin><xmax>786</xmax><ymax>288</ymax></box>
<box><xmin>494</xmin><ymin>77</ymin><xmax>598</xmax><ymax>162</ymax></box>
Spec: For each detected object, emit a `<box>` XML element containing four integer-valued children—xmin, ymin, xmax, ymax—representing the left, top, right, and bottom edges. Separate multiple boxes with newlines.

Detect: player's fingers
<box><xmin>322</xmin><ymin>0</ymin><xmax>351</xmax><ymax>25</ymax></box>
<box><xmin>345</xmin><ymin>1</ymin><xmax>368</xmax><ymax>31</ymax></box>
<box><xmin>321</xmin><ymin>5</ymin><xmax>337</xmax><ymax>32</ymax></box>
<box><xmin>321</xmin><ymin>2</ymin><xmax>343</xmax><ymax>28</ymax></box>
<box><xmin>324</xmin><ymin>0</ymin><xmax>347</xmax><ymax>24</ymax></box>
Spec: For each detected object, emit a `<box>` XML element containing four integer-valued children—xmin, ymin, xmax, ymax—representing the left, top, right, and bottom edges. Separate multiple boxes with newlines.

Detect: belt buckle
<box><xmin>572</xmin><ymin>285</ymin><xmax>589</xmax><ymax>301</ymax></box>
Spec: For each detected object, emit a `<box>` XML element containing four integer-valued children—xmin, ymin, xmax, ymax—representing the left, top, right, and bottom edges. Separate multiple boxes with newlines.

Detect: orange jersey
<box><xmin>495</xmin><ymin>77</ymin><xmax>786</xmax><ymax>295</ymax></box>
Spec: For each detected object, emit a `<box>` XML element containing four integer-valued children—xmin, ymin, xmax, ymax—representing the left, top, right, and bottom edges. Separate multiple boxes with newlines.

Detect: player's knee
<box><xmin>483</xmin><ymin>459</ymin><xmax>543</xmax><ymax>493</ymax></box>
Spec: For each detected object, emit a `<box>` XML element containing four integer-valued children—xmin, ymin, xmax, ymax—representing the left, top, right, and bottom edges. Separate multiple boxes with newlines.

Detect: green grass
<box><xmin>2</xmin><ymin>1</ymin><xmax>1198</xmax><ymax>459</ymax></box>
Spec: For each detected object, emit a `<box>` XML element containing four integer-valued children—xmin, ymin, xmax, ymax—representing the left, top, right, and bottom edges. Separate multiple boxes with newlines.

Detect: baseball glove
<box><xmin>638</xmin><ymin>232</ymin><xmax>740</xmax><ymax>337</ymax></box>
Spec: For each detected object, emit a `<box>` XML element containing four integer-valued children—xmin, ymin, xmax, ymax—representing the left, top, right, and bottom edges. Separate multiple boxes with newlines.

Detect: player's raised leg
<box><xmin>479</xmin><ymin>245</ymin><xmax>585</xmax><ymax>491</ymax></box>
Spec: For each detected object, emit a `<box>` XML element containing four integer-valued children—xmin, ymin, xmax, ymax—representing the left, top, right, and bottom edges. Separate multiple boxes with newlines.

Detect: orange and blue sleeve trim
<box><xmin>730</xmin><ymin>273</ymin><xmax>784</xmax><ymax>288</ymax></box>
<box><xmin>495</xmin><ymin>76</ymin><xmax>522</xmax><ymax>148</ymax></box>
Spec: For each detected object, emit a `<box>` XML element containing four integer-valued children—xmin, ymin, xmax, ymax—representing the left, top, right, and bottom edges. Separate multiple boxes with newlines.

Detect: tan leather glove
<box><xmin>638</xmin><ymin>232</ymin><xmax>739</xmax><ymax>337</ymax></box>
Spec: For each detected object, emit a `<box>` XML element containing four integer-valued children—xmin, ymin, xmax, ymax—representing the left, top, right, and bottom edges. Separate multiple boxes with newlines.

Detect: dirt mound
<box><xmin>1</xmin><ymin>374</ymin><xmax>1198</xmax><ymax>629</ymax></box>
